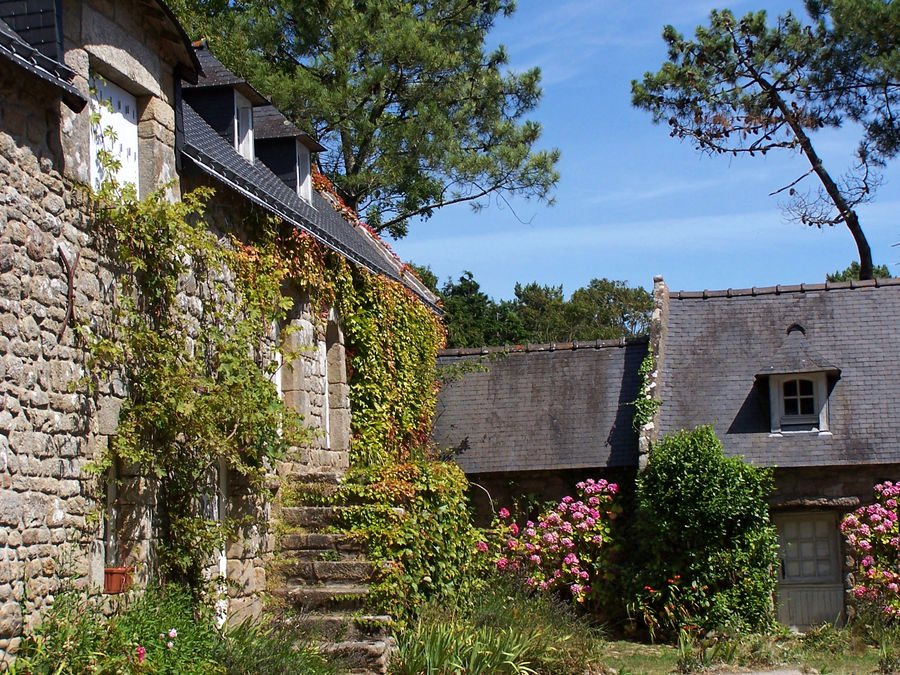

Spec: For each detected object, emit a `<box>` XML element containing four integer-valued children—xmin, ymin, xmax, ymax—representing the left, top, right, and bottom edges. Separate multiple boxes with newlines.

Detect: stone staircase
<box><xmin>272</xmin><ymin>474</ymin><xmax>396</xmax><ymax>675</ymax></box>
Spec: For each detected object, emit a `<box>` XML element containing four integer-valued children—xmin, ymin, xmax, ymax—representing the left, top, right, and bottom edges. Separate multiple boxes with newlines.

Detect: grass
<box><xmin>394</xmin><ymin>585</ymin><xmax>900</xmax><ymax>675</ymax></box>
<box><xmin>597</xmin><ymin>627</ymin><xmax>888</xmax><ymax>675</ymax></box>
<box><xmin>392</xmin><ymin>575</ymin><xmax>605</xmax><ymax>674</ymax></box>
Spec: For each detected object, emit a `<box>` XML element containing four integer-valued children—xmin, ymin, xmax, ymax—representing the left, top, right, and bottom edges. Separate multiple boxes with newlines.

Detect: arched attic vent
<box><xmin>786</xmin><ymin>323</ymin><xmax>806</xmax><ymax>335</ymax></box>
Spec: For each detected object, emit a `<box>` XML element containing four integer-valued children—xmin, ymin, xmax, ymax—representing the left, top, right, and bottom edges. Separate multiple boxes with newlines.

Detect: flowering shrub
<box><xmin>843</xmin><ymin>481</ymin><xmax>900</xmax><ymax>617</ymax></box>
<box><xmin>490</xmin><ymin>478</ymin><xmax>620</xmax><ymax>605</ymax></box>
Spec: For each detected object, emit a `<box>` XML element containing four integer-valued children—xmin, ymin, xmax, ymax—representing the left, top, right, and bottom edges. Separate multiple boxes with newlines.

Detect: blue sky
<box><xmin>389</xmin><ymin>0</ymin><xmax>900</xmax><ymax>299</ymax></box>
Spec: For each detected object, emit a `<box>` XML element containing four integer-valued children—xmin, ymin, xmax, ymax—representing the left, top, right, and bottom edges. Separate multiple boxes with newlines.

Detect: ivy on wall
<box><xmin>277</xmin><ymin>169</ymin><xmax>446</xmax><ymax>467</ymax></box>
<box><xmin>82</xmin><ymin>177</ymin><xmax>305</xmax><ymax>587</ymax></box>
<box><xmin>82</xmin><ymin>138</ymin><xmax>445</xmax><ymax>595</ymax></box>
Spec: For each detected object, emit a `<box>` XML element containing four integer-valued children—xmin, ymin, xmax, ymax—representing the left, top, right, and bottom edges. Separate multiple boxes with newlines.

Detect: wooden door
<box><xmin>774</xmin><ymin>511</ymin><xmax>844</xmax><ymax>629</ymax></box>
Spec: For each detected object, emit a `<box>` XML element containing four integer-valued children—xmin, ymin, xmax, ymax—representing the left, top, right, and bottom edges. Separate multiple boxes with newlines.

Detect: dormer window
<box><xmin>769</xmin><ymin>373</ymin><xmax>828</xmax><ymax>433</ymax></box>
<box><xmin>234</xmin><ymin>91</ymin><xmax>254</xmax><ymax>162</ymax></box>
<box><xmin>297</xmin><ymin>141</ymin><xmax>312</xmax><ymax>203</ymax></box>
<box><xmin>758</xmin><ymin>324</ymin><xmax>839</xmax><ymax>435</ymax></box>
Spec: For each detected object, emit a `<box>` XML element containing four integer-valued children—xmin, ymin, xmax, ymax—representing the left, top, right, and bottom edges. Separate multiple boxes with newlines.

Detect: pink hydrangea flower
<box><xmin>498</xmin><ymin>507</ymin><xmax>510</xmax><ymax>519</ymax></box>
<box><xmin>476</xmin><ymin>541</ymin><xmax>489</xmax><ymax>553</ymax></box>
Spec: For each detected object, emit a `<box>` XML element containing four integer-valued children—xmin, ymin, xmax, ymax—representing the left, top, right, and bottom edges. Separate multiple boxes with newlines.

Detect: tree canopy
<box><xmin>171</xmin><ymin>0</ymin><xmax>560</xmax><ymax>238</ymax></box>
<box><xmin>632</xmin><ymin>7</ymin><xmax>882</xmax><ymax>279</ymax></box>
<box><xmin>806</xmin><ymin>0</ymin><xmax>900</xmax><ymax>161</ymax></box>
<box><xmin>423</xmin><ymin>268</ymin><xmax>653</xmax><ymax>348</ymax></box>
<box><xmin>826</xmin><ymin>260</ymin><xmax>892</xmax><ymax>281</ymax></box>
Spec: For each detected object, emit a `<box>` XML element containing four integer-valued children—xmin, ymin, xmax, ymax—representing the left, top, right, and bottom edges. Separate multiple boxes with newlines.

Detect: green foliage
<box><xmin>629</xmin><ymin>426</ymin><xmax>778</xmax><ymax>638</ymax></box>
<box><xmin>338</xmin><ymin>266</ymin><xmax>445</xmax><ymax>466</ymax></box>
<box><xmin>334</xmin><ymin>460</ymin><xmax>490</xmax><ymax>623</ymax></box>
<box><xmin>438</xmin><ymin>271</ymin><xmax>652</xmax><ymax>348</ymax></box>
<box><xmin>632</xmin><ymin>7</ymin><xmax>876</xmax><ymax>279</ymax></box>
<box><xmin>440</xmin><ymin>271</ymin><xmax>525</xmax><ymax>348</ymax></box>
<box><xmin>806</xmin><ymin>0</ymin><xmax>900</xmax><ymax>162</ymax></box>
<box><xmin>9</xmin><ymin>584</ymin><xmax>333</xmax><ymax>675</ymax></box>
<box><xmin>83</xmin><ymin>179</ymin><xmax>302</xmax><ymax>586</ymax></box>
<box><xmin>393</xmin><ymin>575</ymin><xmax>604</xmax><ymax>675</ymax></box>
<box><xmin>631</xmin><ymin>353</ymin><xmax>662</xmax><ymax>432</ymax></box>
<box><xmin>171</xmin><ymin>0</ymin><xmax>559</xmax><ymax>238</ymax></box>
<box><xmin>827</xmin><ymin>260</ymin><xmax>892</xmax><ymax>281</ymax></box>
<box><xmin>212</xmin><ymin>618</ymin><xmax>337</xmax><ymax>675</ymax></box>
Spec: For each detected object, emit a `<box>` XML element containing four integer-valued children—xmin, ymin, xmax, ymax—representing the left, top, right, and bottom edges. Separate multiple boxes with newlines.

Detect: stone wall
<box><xmin>465</xmin><ymin>467</ymin><xmax>637</xmax><ymax>526</ymax></box>
<box><xmin>0</xmin><ymin>59</ymin><xmax>113</xmax><ymax>658</ymax></box>
<box><xmin>771</xmin><ymin>464</ymin><xmax>900</xmax><ymax>509</ymax></box>
<box><xmin>0</xmin><ymin>0</ymin><xmax>355</xmax><ymax>653</ymax></box>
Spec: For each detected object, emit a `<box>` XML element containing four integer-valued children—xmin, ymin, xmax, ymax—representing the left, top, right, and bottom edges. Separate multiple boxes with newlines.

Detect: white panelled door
<box><xmin>90</xmin><ymin>78</ymin><xmax>139</xmax><ymax>193</ymax></box>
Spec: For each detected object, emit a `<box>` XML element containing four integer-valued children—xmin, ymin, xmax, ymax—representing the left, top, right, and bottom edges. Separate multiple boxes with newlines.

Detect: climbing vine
<box><xmin>82</xmin><ymin>175</ymin><xmax>304</xmax><ymax>587</ymax></box>
<box><xmin>631</xmin><ymin>352</ymin><xmax>662</xmax><ymax>432</ymax></box>
<box><xmin>83</xmin><ymin>115</ymin><xmax>445</xmax><ymax>595</ymax></box>
<box><xmin>277</xmin><ymin>168</ymin><xmax>446</xmax><ymax>467</ymax></box>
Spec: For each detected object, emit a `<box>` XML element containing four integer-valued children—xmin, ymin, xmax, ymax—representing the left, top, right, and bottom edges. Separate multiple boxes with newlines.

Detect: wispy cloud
<box><xmin>588</xmin><ymin>176</ymin><xmax>750</xmax><ymax>205</ymax></box>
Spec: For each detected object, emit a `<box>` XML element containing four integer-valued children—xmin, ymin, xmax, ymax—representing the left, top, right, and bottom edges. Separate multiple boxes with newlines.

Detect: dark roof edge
<box><xmin>438</xmin><ymin>335</ymin><xmax>649</xmax><ymax>358</ymax></box>
<box><xmin>670</xmin><ymin>276</ymin><xmax>900</xmax><ymax>300</ymax></box>
<box><xmin>181</xmin><ymin>145</ymin><xmax>394</xmax><ymax>277</ymax></box>
<box><xmin>457</xmin><ymin>459</ymin><xmax>639</xmax><ymax>475</ymax></box>
<box><xmin>182</xmin><ymin>145</ymin><xmax>441</xmax><ymax>313</ymax></box>
<box><xmin>0</xmin><ymin>24</ymin><xmax>85</xmax><ymax>110</ymax></box>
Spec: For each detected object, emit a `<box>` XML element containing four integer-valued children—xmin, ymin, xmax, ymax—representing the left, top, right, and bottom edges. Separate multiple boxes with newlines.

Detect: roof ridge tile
<box><xmin>671</xmin><ymin>278</ymin><xmax>900</xmax><ymax>300</ymax></box>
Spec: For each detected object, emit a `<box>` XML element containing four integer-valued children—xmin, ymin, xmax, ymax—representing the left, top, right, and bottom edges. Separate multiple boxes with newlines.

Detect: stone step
<box><xmin>280</xmin><ymin>531</ymin><xmax>363</xmax><ymax>553</ymax></box>
<box><xmin>320</xmin><ymin>638</ymin><xmax>395</xmax><ymax>675</ymax></box>
<box><xmin>282</xmin><ymin>560</ymin><xmax>375</xmax><ymax>582</ymax></box>
<box><xmin>285</xmin><ymin>548</ymin><xmax>365</xmax><ymax>562</ymax></box>
<box><xmin>290</xmin><ymin>613</ymin><xmax>393</xmax><ymax>642</ymax></box>
<box><xmin>282</xmin><ymin>505</ymin><xmax>404</xmax><ymax>528</ymax></box>
<box><xmin>285</xmin><ymin>470</ymin><xmax>344</xmax><ymax>485</ymax></box>
<box><xmin>278</xmin><ymin>582</ymin><xmax>370</xmax><ymax>611</ymax></box>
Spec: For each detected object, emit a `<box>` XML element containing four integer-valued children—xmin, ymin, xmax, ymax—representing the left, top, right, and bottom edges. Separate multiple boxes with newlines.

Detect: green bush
<box><xmin>393</xmin><ymin>574</ymin><xmax>604</xmax><ymax>675</ymax></box>
<box><xmin>629</xmin><ymin>426</ymin><xmax>777</xmax><ymax>637</ymax></box>
<box><xmin>8</xmin><ymin>584</ymin><xmax>333</xmax><ymax>675</ymax></box>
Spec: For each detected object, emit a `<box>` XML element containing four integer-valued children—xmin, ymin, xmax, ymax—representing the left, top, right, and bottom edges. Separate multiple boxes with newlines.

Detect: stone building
<box><xmin>0</xmin><ymin>0</ymin><xmax>436</xmax><ymax>660</ymax></box>
<box><xmin>434</xmin><ymin>274</ymin><xmax>900</xmax><ymax>630</ymax></box>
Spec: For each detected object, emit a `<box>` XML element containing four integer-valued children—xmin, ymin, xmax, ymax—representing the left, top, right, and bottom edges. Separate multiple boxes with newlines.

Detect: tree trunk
<box><xmin>763</xmin><ymin>85</ymin><xmax>875</xmax><ymax>280</ymax></box>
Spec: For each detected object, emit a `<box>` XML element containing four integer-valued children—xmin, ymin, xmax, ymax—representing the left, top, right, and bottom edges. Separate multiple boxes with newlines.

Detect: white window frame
<box><xmin>234</xmin><ymin>90</ymin><xmax>254</xmax><ymax>162</ymax></box>
<box><xmin>297</xmin><ymin>140</ymin><xmax>312</xmax><ymax>203</ymax></box>
<box><xmin>768</xmin><ymin>372</ymin><xmax>829</xmax><ymax>434</ymax></box>
<box><xmin>90</xmin><ymin>77</ymin><xmax>140</xmax><ymax>195</ymax></box>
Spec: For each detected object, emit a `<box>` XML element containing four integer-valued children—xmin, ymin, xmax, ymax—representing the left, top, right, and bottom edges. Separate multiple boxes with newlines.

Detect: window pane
<box><xmin>800</xmin><ymin>397</ymin><xmax>815</xmax><ymax>415</ymax></box>
<box><xmin>784</xmin><ymin>398</ymin><xmax>798</xmax><ymax>415</ymax></box>
<box><xmin>783</xmin><ymin>380</ymin><xmax>797</xmax><ymax>397</ymax></box>
<box><xmin>799</xmin><ymin>379</ymin><xmax>814</xmax><ymax>396</ymax></box>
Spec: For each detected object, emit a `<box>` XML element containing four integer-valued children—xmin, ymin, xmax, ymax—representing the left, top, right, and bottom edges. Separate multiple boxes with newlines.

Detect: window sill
<box><xmin>769</xmin><ymin>430</ymin><xmax>832</xmax><ymax>438</ymax></box>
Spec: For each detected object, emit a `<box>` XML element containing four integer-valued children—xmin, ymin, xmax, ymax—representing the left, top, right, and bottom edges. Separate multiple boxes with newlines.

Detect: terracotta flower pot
<box><xmin>103</xmin><ymin>566</ymin><xmax>133</xmax><ymax>594</ymax></box>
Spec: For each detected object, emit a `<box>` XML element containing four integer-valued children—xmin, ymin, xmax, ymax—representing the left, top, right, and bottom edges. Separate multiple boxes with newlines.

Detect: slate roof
<box><xmin>433</xmin><ymin>338</ymin><xmax>648</xmax><ymax>474</ymax></box>
<box><xmin>658</xmin><ymin>279</ymin><xmax>900</xmax><ymax>468</ymax></box>
<box><xmin>184</xmin><ymin>42</ymin><xmax>266</xmax><ymax>104</ymax></box>
<box><xmin>757</xmin><ymin>326</ymin><xmax>840</xmax><ymax>376</ymax></box>
<box><xmin>0</xmin><ymin>0</ymin><xmax>61</xmax><ymax>61</ymax></box>
<box><xmin>0</xmin><ymin>16</ymin><xmax>85</xmax><ymax>110</ymax></box>
<box><xmin>254</xmin><ymin>105</ymin><xmax>325</xmax><ymax>151</ymax></box>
